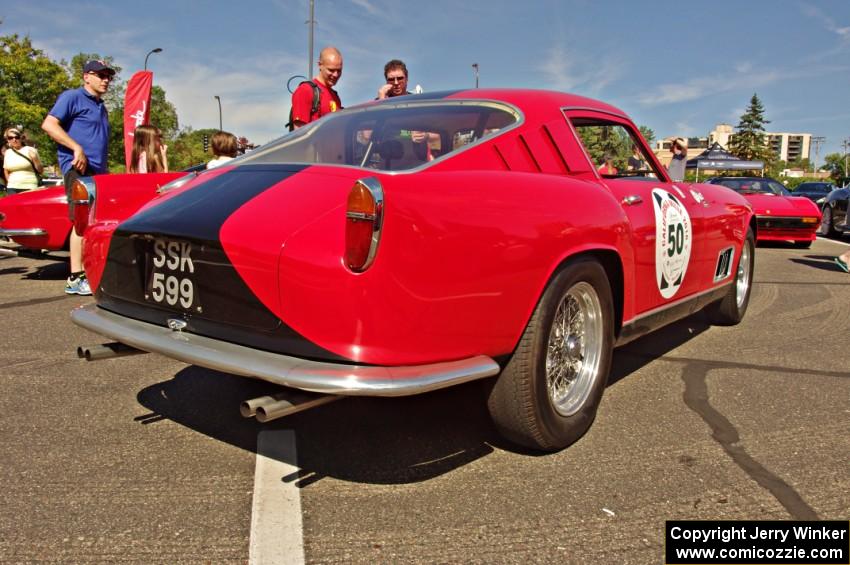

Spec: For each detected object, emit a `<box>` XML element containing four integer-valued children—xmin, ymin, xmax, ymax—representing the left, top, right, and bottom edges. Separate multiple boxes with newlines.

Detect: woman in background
<box><xmin>130</xmin><ymin>125</ymin><xmax>168</xmax><ymax>173</ymax></box>
<box><xmin>3</xmin><ymin>127</ymin><xmax>43</xmax><ymax>193</ymax></box>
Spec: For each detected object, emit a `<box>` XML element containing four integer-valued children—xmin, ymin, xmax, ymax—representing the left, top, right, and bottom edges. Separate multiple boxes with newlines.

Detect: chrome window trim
<box><xmin>561</xmin><ymin>106</ymin><xmax>669</xmax><ymax>183</ymax></box>
<box><xmin>240</xmin><ymin>98</ymin><xmax>525</xmax><ymax>175</ymax></box>
<box><xmin>156</xmin><ymin>171</ymin><xmax>198</xmax><ymax>194</ymax></box>
<box><xmin>71</xmin><ymin>304</ymin><xmax>501</xmax><ymax>396</ymax></box>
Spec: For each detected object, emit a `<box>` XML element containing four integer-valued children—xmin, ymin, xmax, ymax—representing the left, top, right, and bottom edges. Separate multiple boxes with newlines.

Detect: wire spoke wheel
<box><xmin>486</xmin><ymin>259</ymin><xmax>614</xmax><ymax>451</ymax></box>
<box><xmin>735</xmin><ymin>237</ymin><xmax>752</xmax><ymax>309</ymax></box>
<box><xmin>706</xmin><ymin>227</ymin><xmax>755</xmax><ymax>326</ymax></box>
<box><xmin>545</xmin><ymin>282</ymin><xmax>603</xmax><ymax>417</ymax></box>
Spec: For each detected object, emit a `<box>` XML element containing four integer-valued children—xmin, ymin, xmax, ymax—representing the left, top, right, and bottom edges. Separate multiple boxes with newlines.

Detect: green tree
<box><xmin>0</xmin><ymin>34</ymin><xmax>73</xmax><ymax>168</ymax></box>
<box><xmin>2</xmin><ymin>41</ymin><xmax>183</xmax><ymax>173</ymax></box>
<box><xmin>765</xmin><ymin>159</ymin><xmax>787</xmax><ymax>179</ymax></box>
<box><xmin>823</xmin><ymin>153</ymin><xmax>847</xmax><ymax>182</ymax></box>
<box><xmin>729</xmin><ymin>93</ymin><xmax>775</xmax><ymax>165</ymax></box>
<box><xmin>575</xmin><ymin>124</ymin><xmax>632</xmax><ymax>169</ymax></box>
<box><xmin>639</xmin><ymin>125</ymin><xmax>655</xmax><ymax>146</ymax></box>
<box><xmin>168</xmin><ymin>127</ymin><xmax>220</xmax><ymax>171</ymax></box>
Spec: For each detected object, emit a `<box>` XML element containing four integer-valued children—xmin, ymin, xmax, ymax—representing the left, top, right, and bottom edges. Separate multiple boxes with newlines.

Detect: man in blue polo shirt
<box><xmin>42</xmin><ymin>59</ymin><xmax>114</xmax><ymax>296</ymax></box>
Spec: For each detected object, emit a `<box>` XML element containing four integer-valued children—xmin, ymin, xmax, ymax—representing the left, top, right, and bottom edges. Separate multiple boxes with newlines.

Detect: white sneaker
<box><xmin>65</xmin><ymin>275</ymin><xmax>92</xmax><ymax>296</ymax></box>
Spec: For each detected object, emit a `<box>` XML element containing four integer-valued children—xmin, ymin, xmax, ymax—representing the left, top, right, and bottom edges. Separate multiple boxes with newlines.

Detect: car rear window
<box><xmin>240</xmin><ymin>101</ymin><xmax>520</xmax><ymax>172</ymax></box>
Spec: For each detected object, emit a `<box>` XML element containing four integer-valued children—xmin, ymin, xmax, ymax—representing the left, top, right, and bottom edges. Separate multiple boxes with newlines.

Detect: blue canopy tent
<box><xmin>686</xmin><ymin>142</ymin><xmax>764</xmax><ymax>181</ymax></box>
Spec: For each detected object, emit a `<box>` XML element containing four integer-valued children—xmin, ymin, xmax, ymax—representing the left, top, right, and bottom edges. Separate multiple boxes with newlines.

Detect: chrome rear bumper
<box><xmin>71</xmin><ymin>304</ymin><xmax>501</xmax><ymax>396</ymax></box>
<box><xmin>0</xmin><ymin>228</ymin><xmax>47</xmax><ymax>237</ymax></box>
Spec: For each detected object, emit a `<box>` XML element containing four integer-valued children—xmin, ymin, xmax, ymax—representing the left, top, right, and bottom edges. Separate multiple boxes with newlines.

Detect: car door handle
<box><xmin>621</xmin><ymin>195</ymin><xmax>643</xmax><ymax>206</ymax></box>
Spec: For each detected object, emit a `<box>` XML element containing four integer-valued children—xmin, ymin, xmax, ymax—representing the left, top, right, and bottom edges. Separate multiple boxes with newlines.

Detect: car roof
<box><xmin>355</xmin><ymin>88</ymin><xmax>631</xmax><ymax>123</ymax></box>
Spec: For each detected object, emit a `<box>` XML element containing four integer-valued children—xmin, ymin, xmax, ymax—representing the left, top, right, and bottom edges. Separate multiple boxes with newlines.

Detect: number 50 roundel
<box><xmin>652</xmin><ymin>188</ymin><xmax>692</xmax><ymax>299</ymax></box>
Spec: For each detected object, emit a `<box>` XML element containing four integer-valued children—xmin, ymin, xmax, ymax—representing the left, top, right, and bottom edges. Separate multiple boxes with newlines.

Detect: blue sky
<box><xmin>4</xmin><ymin>1</ymin><xmax>850</xmax><ymax>162</ymax></box>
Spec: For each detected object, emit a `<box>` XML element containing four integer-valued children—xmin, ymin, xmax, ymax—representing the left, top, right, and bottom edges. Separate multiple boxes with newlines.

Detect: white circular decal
<box><xmin>652</xmin><ymin>188</ymin><xmax>692</xmax><ymax>299</ymax></box>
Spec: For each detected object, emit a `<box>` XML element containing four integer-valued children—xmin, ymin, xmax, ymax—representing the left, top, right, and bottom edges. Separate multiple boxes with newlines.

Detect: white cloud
<box><xmin>638</xmin><ymin>69</ymin><xmax>780</xmax><ymax>106</ymax></box>
<box><xmin>350</xmin><ymin>0</ymin><xmax>382</xmax><ymax>17</ymax></box>
<box><xmin>156</xmin><ymin>51</ymin><xmax>304</xmax><ymax>144</ymax></box>
<box><xmin>800</xmin><ymin>3</ymin><xmax>850</xmax><ymax>41</ymax></box>
<box><xmin>537</xmin><ymin>43</ymin><xmax>622</xmax><ymax>95</ymax></box>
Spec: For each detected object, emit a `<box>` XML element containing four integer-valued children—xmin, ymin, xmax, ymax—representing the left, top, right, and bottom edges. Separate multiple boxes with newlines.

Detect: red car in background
<box><xmin>704</xmin><ymin>176</ymin><xmax>821</xmax><ymax>248</ymax></box>
<box><xmin>71</xmin><ymin>89</ymin><xmax>755</xmax><ymax>451</ymax></box>
<box><xmin>0</xmin><ymin>172</ymin><xmax>188</xmax><ymax>255</ymax></box>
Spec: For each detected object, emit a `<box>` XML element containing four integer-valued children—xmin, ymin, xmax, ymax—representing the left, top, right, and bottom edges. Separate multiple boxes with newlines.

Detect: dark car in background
<box><xmin>818</xmin><ymin>185</ymin><xmax>850</xmax><ymax>238</ymax></box>
<box><xmin>792</xmin><ymin>181</ymin><xmax>834</xmax><ymax>203</ymax></box>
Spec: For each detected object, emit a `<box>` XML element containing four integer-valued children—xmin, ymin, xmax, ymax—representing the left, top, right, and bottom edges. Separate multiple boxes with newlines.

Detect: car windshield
<box><xmin>717</xmin><ymin>178</ymin><xmax>789</xmax><ymax>195</ymax></box>
<box><xmin>239</xmin><ymin>100</ymin><xmax>520</xmax><ymax>172</ymax></box>
<box><xmin>797</xmin><ymin>183</ymin><xmax>831</xmax><ymax>193</ymax></box>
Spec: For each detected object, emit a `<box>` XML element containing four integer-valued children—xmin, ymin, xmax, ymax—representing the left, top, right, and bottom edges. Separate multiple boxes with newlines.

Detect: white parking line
<box><xmin>249</xmin><ymin>430</ymin><xmax>305</xmax><ymax>565</ymax></box>
<box><xmin>816</xmin><ymin>236</ymin><xmax>850</xmax><ymax>246</ymax></box>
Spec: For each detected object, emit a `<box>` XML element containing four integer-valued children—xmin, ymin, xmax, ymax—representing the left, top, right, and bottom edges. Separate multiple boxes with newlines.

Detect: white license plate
<box><xmin>145</xmin><ymin>238</ymin><xmax>198</xmax><ymax>311</ymax></box>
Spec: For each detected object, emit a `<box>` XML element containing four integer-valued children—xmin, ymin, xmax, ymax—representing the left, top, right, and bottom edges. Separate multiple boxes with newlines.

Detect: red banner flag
<box><xmin>123</xmin><ymin>70</ymin><xmax>153</xmax><ymax>171</ymax></box>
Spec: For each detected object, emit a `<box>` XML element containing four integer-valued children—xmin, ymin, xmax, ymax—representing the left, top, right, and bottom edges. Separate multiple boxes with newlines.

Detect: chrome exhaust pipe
<box><xmin>241</xmin><ymin>390</ymin><xmax>341</xmax><ymax>423</ymax></box>
<box><xmin>77</xmin><ymin>342</ymin><xmax>147</xmax><ymax>361</ymax></box>
<box><xmin>240</xmin><ymin>393</ymin><xmax>290</xmax><ymax>418</ymax></box>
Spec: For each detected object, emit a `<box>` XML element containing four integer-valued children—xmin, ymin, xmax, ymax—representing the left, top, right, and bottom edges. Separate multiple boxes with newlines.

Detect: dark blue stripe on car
<box><xmin>119</xmin><ymin>164</ymin><xmax>307</xmax><ymax>241</ymax></box>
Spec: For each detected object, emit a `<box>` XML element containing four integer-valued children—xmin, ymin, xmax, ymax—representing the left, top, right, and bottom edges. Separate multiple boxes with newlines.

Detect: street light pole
<box><xmin>214</xmin><ymin>95</ymin><xmax>222</xmax><ymax>131</ymax></box>
<box><xmin>144</xmin><ymin>47</ymin><xmax>163</xmax><ymax>71</ymax></box>
<box><xmin>307</xmin><ymin>0</ymin><xmax>316</xmax><ymax>78</ymax></box>
<box><xmin>472</xmin><ymin>63</ymin><xmax>479</xmax><ymax>88</ymax></box>
<box><xmin>811</xmin><ymin>136</ymin><xmax>825</xmax><ymax>173</ymax></box>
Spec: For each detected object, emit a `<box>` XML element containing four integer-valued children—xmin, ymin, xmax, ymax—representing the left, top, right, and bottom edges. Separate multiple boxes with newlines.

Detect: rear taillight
<box><xmin>71</xmin><ymin>178</ymin><xmax>93</xmax><ymax>236</ymax></box>
<box><xmin>345</xmin><ymin>177</ymin><xmax>384</xmax><ymax>272</ymax></box>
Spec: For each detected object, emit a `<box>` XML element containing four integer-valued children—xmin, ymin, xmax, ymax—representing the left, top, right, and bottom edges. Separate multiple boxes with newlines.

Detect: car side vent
<box><xmin>714</xmin><ymin>247</ymin><xmax>734</xmax><ymax>282</ymax></box>
<box><xmin>494</xmin><ymin>136</ymin><xmax>540</xmax><ymax>172</ymax></box>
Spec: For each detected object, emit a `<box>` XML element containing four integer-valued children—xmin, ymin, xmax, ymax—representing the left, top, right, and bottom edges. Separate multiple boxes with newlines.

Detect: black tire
<box><xmin>487</xmin><ymin>259</ymin><xmax>614</xmax><ymax>451</ymax></box>
<box><xmin>706</xmin><ymin>227</ymin><xmax>755</xmax><ymax>326</ymax></box>
<box><xmin>793</xmin><ymin>240</ymin><xmax>812</xmax><ymax>249</ymax></box>
<box><xmin>819</xmin><ymin>206</ymin><xmax>836</xmax><ymax>237</ymax></box>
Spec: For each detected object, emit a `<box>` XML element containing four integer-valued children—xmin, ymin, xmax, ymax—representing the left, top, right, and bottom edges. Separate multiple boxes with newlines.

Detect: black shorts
<box><xmin>63</xmin><ymin>167</ymin><xmax>97</xmax><ymax>222</ymax></box>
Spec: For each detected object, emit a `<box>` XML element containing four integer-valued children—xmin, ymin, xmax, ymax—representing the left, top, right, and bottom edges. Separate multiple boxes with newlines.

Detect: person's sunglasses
<box><xmin>89</xmin><ymin>71</ymin><xmax>113</xmax><ymax>80</ymax></box>
<box><xmin>5</xmin><ymin>135</ymin><xmax>20</xmax><ymax>140</ymax></box>
<box><xmin>386</xmin><ymin>76</ymin><xmax>406</xmax><ymax>84</ymax></box>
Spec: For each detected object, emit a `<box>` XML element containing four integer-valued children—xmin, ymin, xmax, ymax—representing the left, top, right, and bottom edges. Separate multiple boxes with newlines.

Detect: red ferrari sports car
<box><xmin>72</xmin><ymin>89</ymin><xmax>755</xmax><ymax>451</ymax></box>
<box><xmin>704</xmin><ymin>176</ymin><xmax>821</xmax><ymax>248</ymax></box>
<box><xmin>0</xmin><ymin>172</ymin><xmax>189</xmax><ymax>255</ymax></box>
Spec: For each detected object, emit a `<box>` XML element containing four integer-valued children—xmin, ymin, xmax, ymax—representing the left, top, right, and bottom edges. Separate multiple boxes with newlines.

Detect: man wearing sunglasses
<box><xmin>377</xmin><ymin>59</ymin><xmax>411</xmax><ymax>99</ymax></box>
<box><xmin>41</xmin><ymin>59</ymin><xmax>115</xmax><ymax>296</ymax></box>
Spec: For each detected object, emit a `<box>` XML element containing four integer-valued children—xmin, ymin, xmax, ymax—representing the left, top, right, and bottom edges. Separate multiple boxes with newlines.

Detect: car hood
<box><xmin>743</xmin><ymin>193</ymin><xmax>821</xmax><ymax>217</ymax></box>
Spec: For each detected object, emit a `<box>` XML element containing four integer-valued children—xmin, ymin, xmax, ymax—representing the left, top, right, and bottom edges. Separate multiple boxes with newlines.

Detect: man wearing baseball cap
<box><xmin>42</xmin><ymin>59</ymin><xmax>115</xmax><ymax>295</ymax></box>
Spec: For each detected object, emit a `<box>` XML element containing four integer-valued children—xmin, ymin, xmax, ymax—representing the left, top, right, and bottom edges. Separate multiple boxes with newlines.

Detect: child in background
<box><xmin>130</xmin><ymin>125</ymin><xmax>168</xmax><ymax>173</ymax></box>
<box><xmin>207</xmin><ymin>131</ymin><xmax>238</xmax><ymax>169</ymax></box>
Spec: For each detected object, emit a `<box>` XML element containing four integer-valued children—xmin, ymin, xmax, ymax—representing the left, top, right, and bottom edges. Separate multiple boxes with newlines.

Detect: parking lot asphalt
<box><xmin>0</xmin><ymin>237</ymin><xmax>848</xmax><ymax>563</ymax></box>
